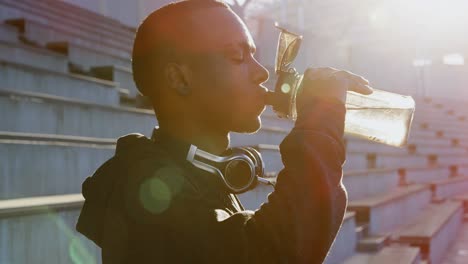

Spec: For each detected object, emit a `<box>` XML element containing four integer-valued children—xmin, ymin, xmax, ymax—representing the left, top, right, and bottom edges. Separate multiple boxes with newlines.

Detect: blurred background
<box><xmin>1</xmin><ymin>0</ymin><xmax>468</xmax><ymax>263</ymax></box>
<box><xmin>65</xmin><ymin>0</ymin><xmax>468</xmax><ymax>98</ymax></box>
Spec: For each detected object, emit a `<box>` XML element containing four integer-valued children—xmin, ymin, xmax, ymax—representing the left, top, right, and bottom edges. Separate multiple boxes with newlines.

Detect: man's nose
<box><xmin>251</xmin><ymin>58</ymin><xmax>269</xmax><ymax>85</ymax></box>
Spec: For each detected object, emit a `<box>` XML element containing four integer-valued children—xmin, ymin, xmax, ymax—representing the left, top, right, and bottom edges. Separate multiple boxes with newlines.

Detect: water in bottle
<box><xmin>344</xmin><ymin>89</ymin><xmax>414</xmax><ymax>146</ymax></box>
<box><xmin>269</xmin><ymin>24</ymin><xmax>415</xmax><ymax>147</ymax></box>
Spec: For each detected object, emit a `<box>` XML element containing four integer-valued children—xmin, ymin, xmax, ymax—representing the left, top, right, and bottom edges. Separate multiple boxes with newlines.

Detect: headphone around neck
<box><xmin>152</xmin><ymin>128</ymin><xmax>273</xmax><ymax>194</ymax></box>
<box><xmin>186</xmin><ymin>145</ymin><xmax>267</xmax><ymax>194</ymax></box>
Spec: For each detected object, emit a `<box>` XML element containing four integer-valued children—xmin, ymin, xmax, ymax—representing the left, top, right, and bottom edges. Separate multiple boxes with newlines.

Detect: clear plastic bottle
<box><xmin>266</xmin><ymin>87</ymin><xmax>415</xmax><ymax>147</ymax></box>
<box><xmin>269</xmin><ymin>25</ymin><xmax>415</xmax><ymax>147</ymax></box>
<box><xmin>343</xmin><ymin>89</ymin><xmax>415</xmax><ymax>146</ymax></box>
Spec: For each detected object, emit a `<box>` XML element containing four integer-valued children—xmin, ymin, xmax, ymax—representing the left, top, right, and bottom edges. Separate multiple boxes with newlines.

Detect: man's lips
<box><xmin>241</xmin><ymin>85</ymin><xmax>268</xmax><ymax>116</ymax></box>
<box><xmin>255</xmin><ymin>88</ymin><xmax>268</xmax><ymax>111</ymax></box>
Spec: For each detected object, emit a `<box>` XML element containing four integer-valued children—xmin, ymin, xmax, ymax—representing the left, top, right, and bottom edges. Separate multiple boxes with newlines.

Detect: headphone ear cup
<box><xmin>222</xmin><ymin>148</ymin><xmax>257</xmax><ymax>194</ymax></box>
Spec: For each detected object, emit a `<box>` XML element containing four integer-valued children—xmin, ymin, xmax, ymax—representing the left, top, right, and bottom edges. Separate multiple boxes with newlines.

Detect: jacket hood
<box><xmin>76</xmin><ymin>133</ymin><xmax>160</xmax><ymax>248</ymax></box>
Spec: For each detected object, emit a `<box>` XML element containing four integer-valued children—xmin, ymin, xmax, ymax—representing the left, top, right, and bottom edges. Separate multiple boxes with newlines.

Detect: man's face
<box><xmin>183</xmin><ymin>7</ymin><xmax>269</xmax><ymax>134</ymax></box>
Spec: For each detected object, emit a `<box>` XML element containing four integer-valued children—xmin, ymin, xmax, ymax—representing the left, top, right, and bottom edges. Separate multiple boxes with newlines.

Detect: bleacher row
<box><xmin>0</xmin><ymin>1</ymin><xmax>468</xmax><ymax>263</ymax></box>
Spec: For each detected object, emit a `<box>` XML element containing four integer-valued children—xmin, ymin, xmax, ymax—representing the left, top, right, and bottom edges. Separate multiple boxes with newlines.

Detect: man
<box><xmin>76</xmin><ymin>0</ymin><xmax>372</xmax><ymax>263</ymax></box>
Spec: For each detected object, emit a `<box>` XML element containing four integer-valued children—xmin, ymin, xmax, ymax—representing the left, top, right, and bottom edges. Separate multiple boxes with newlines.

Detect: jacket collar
<box><xmin>151</xmin><ymin>127</ymin><xmax>193</xmax><ymax>165</ymax></box>
<box><xmin>150</xmin><ymin>127</ymin><xmax>244</xmax><ymax>212</ymax></box>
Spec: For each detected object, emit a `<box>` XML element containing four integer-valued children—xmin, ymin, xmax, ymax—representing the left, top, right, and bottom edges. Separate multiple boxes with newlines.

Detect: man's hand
<box><xmin>297</xmin><ymin>67</ymin><xmax>373</xmax><ymax>110</ymax></box>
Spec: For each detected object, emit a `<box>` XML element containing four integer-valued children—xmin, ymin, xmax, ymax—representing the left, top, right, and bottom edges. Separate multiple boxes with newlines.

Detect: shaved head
<box><xmin>132</xmin><ymin>0</ymin><xmax>269</xmax><ymax>135</ymax></box>
<box><xmin>132</xmin><ymin>0</ymin><xmax>230</xmax><ymax>100</ymax></box>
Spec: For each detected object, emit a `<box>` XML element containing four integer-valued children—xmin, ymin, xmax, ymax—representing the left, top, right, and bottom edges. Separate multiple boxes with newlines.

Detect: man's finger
<box><xmin>350</xmin><ymin>83</ymin><xmax>374</xmax><ymax>95</ymax></box>
<box><xmin>304</xmin><ymin>68</ymin><xmax>372</xmax><ymax>96</ymax></box>
<box><xmin>334</xmin><ymin>71</ymin><xmax>369</xmax><ymax>85</ymax></box>
<box><xmin>350</xmin><ymin>74</ymin><xmax>369</xmax><ymax>85</ymax></box>
<box><xmin>305</xmin><ymin>67</ymin><xmax>340</xmax><ymax>80</ymax></box>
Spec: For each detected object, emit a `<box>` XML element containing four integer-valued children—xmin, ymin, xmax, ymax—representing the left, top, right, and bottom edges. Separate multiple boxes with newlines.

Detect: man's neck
<box><xmin>158</xmin><ymin>123</ymin><xmax>229</xmax><ymax>155</ymax></box>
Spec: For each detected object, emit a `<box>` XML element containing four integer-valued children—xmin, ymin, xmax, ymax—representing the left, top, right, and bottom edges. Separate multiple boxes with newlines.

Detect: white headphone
<box><xmin>186</xmin><ymin>145</ymin><xmax>268</xmax><ymax>193</ymax></box>
<box><xmin>152</xmin><ymin>128</ymin><xmax>273</xmax><ymax>193</ymax></box>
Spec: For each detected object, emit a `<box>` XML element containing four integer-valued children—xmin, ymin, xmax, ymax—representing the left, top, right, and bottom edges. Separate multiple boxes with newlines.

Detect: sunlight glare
<box><xmin>368</xmin><ymin>0</ymin><xmax>468</xmax><ymax>37</ymax></box>
<box><xmin>443</xmin><ymin>54</ymin><xmax>464</xmax><ymax>66</ymax></box>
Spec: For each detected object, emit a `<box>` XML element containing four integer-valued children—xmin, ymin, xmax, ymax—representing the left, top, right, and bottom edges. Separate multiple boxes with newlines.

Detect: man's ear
<box><xmin>164</xmin><ymin>63</ymin><xmax>191</xmax><ymax>96</ymax></box>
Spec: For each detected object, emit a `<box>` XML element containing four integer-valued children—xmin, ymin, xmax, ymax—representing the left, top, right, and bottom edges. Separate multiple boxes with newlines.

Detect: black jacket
<box><xmin>76</xmin><ymin>98</ymin><xmax>347</xmax><ymax>264</ymax></box>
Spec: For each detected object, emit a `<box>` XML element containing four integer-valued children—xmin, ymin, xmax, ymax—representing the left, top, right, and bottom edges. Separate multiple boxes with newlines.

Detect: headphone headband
<box><xmin>152</xmin><ymin>127</ymin><xmax>269</xmax><ymax>194</ymax></box>
<box><xmin>186</xmin><ymin>145</ymin><xmax>263</xmax><ymax>193</ymax></box>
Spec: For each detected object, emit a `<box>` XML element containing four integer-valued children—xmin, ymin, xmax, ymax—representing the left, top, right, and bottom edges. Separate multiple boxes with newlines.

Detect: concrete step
<box><xmin>0</xmin><ymin>89</ymin><xmax>156</xmax><ymax>138</ymax></box>
<box><xmin>400</xmin><ymin>165</ymin><xmax>454</xmax><ymax>185</ymax></box>
<box><xmin>345</xmin><ymin>137</ymin><xmax>466</xmax><ymax>155</ymax></box>
<box><xmin>0</xmin><ymin>89</ymin><xmax>292</xmax><ymax>141</ymax></box>
<box><xmin>0</xmin><ymin>193</ymin><xmax>84</xmax><ymax>217</ymax></box>
<box><xmin>458</xmin><ymin>164</ymin><xmax>468</xmax><ymax>176</ymax></box>
<box><xmin>0</xmin><ymin>131</ymin><xmax>297</xmax><ymax>199</ymax></box>
<box><xmin>410</xmin><ymin>143</ymin><xmax>467</xmax><ymax>155</ymax></box>
<box><xmin>413</xmin><ymin>109</ymin><xmax>459</xmax><ymax>122</ymax></box>
<box><xmin>47</xmin><ymin>41</ymin><xmax>131</xmax><ymax>70</ymax></box>
<box><xmin>0</xmin><ymin>0</ymin><xmax>134</xmax><ymax>43</ymax></box>
<box><xmin>355</xmin><ymin>223</ymin><xmax>369</xmax><ymax>241</ymax></box>
<box><xmin>345</xmin><ymin>138</ymin><xmax>407</xmax><ymax>155</ymax></box>
<box><xmin>415</xmin><ymin>103</ymin><xmax>464</xmax><ymax>114</ymax></box>
<box><xmin>439</xmin><ymin>219</ymin><xmax>468</xmax><ymax>263</ymax></box>
<box><xmin>413</xmin><ymin>110</ymin><xmax>457</xmax><ymax>121</ymax></box>
<box><xmin>430</xmin><ymin>176</ymin><xmax>468</xmax><ymax>200</ymax></box>
<box><xmin>453</xmin><ymin>194</ymin><xmax>468</xmax><ymax>213</ymax></box>
<box><xmin>413</xmin><ymin>111</ymin><xmax>459</xmax><ymax>122</ymax></box>
<box><xmin>342</xmin><ymin>246</ymin><xmax>421</xmax><ymax>264</ymax></box>
<box><xmin>254</xmin><ymin>143</ymin><xmax>435</xmax><ymax>172</ymax></box>
<box><xmin>0</xmin><ymin>60</ymin><xmax>120</xmax><ymax>105</ymax></box>
<box><xmin>0</xmin><ymin>0</ymin><xmax>133</xmax><ymax>48</ymax></box>
<box><xmin>417</xmin><ymin>124</ymin><xmax>468</xmax><ymax>139</ymax></box>
<box><xmin>435</xmin><ymin>154</ymin><xmax>468</xmax><ymax>166</ymax></box>
<box><xmin>0</xmin><ymin>132</ymin><xmax>115</xmax><ymax>199</ymax></box>
<box><xmin>0</xmin><ymin>194</ymin><xmax>100</xmax><ymax>263</ymax></box>
<box><xmin>424</xmin><ymin>122</ymin><xmax>468</xmax><ymax>134</ymax></box>
<box><xmin>413</xmin><ymin>117</ymin><xmax>455</xmax><ymax>127</ymax></box>
<box><xmin>91</xmin><ymin>65</ymin><xmax>139</xmax><ymax>98</ymax></box>
<box><xmin>239</xmin><ymin>167</ymin><xmax>407</xmax><ymax>210</ymax></box>
<box><xmin>350</xmin><ymin>151</ymin><xmax>434</xmax><ymax>170</ymax></box>
<box><xmin>424</xmin><ymin>97</ymin><xmax>468</xmax><ymax>109</ymax></box>
<box><xmin>394</xmin><ymin>201</ymin><xmax>463</xmax><ymax>264</ymax></box>
<box><xmin>408</xmin><ymin>135</ymin><xmax>457</xmax><ymax>147</ymax></box>
<box><xmin>439</xmin><ymin>129</ymin><xmax>468</xmax><ymax>142</ymax></box>
<box><xmin>416</xmin><ymin>120</ymin><xmax>468</xmax><ymax>133</ymax></box>
<box><xmin>409</xmin><ymin>129</ymin><xmax>442</xmax><ymax>139</ymax></box>
<box><xmin>36</xmin><ymin>0</ymin><xmax>133</xmax><ymax>31</ymax></box>
<box><xmin>5</xmin><ymin>18</ymin><xmax>130</xmax><ymax>59</ymax></box>
<box><xmin>0</xmin><ymin>22</ymin><xmax>18</xmax><ymax>43</ymax></box>
<box><xmin>357</xmin><ymin>235</ymin><xmax>389</xmax><ymax>252</ymax></box>
<box><xmin>348</xmin><ymin>184</ymin><xmax>432</xmax><ymax>235</ymax></box>
<box><xmin>414</xmin><ymin>98</ymin><xmax>467</xmax><ymax>115</ymax></box>
<box><xmin>250</xmin><ymin>144</ymin><xmax>393</xmax><ymax>172</ymax></box>
<box><xmin>417</xmin><ymin>110</ymin><xmax>462</xmax><ymax>120</ymax></box>
<box><xmin>0</xmin><ymin>39</ymin><xmax>67</xmax><ymax>72</ymax></box>
<box><xmin>343</xmin><ymin>169</ymin><xmax>400</xmax><ymax>201</ymax></box>
<box><xmin>324</xmin><ymin>212</ymin><xmax>358</xmax><ymax>264</ymax></box>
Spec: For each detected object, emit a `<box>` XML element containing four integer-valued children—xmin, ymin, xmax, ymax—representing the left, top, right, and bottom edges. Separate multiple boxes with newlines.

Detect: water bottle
<box><xmin>267</xmin><ymin>25</ymin><xmax>415</xmax><ymax>147</ymax></box>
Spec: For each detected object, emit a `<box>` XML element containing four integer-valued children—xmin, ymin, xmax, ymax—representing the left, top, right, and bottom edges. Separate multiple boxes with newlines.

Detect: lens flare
<box><xmin>139</xmin><ymin>175</ymin><xmax>171</xmax><ymax>214</ymax></box>
<box><xmin>41</xmin><ymin>210</ymin><xmax>96</xmax><ymax>263</ymax></box>
<box><xmin>281</xmin><ymin>83</ymin><xmax>291</xmax><ymax>94</ymax></box>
